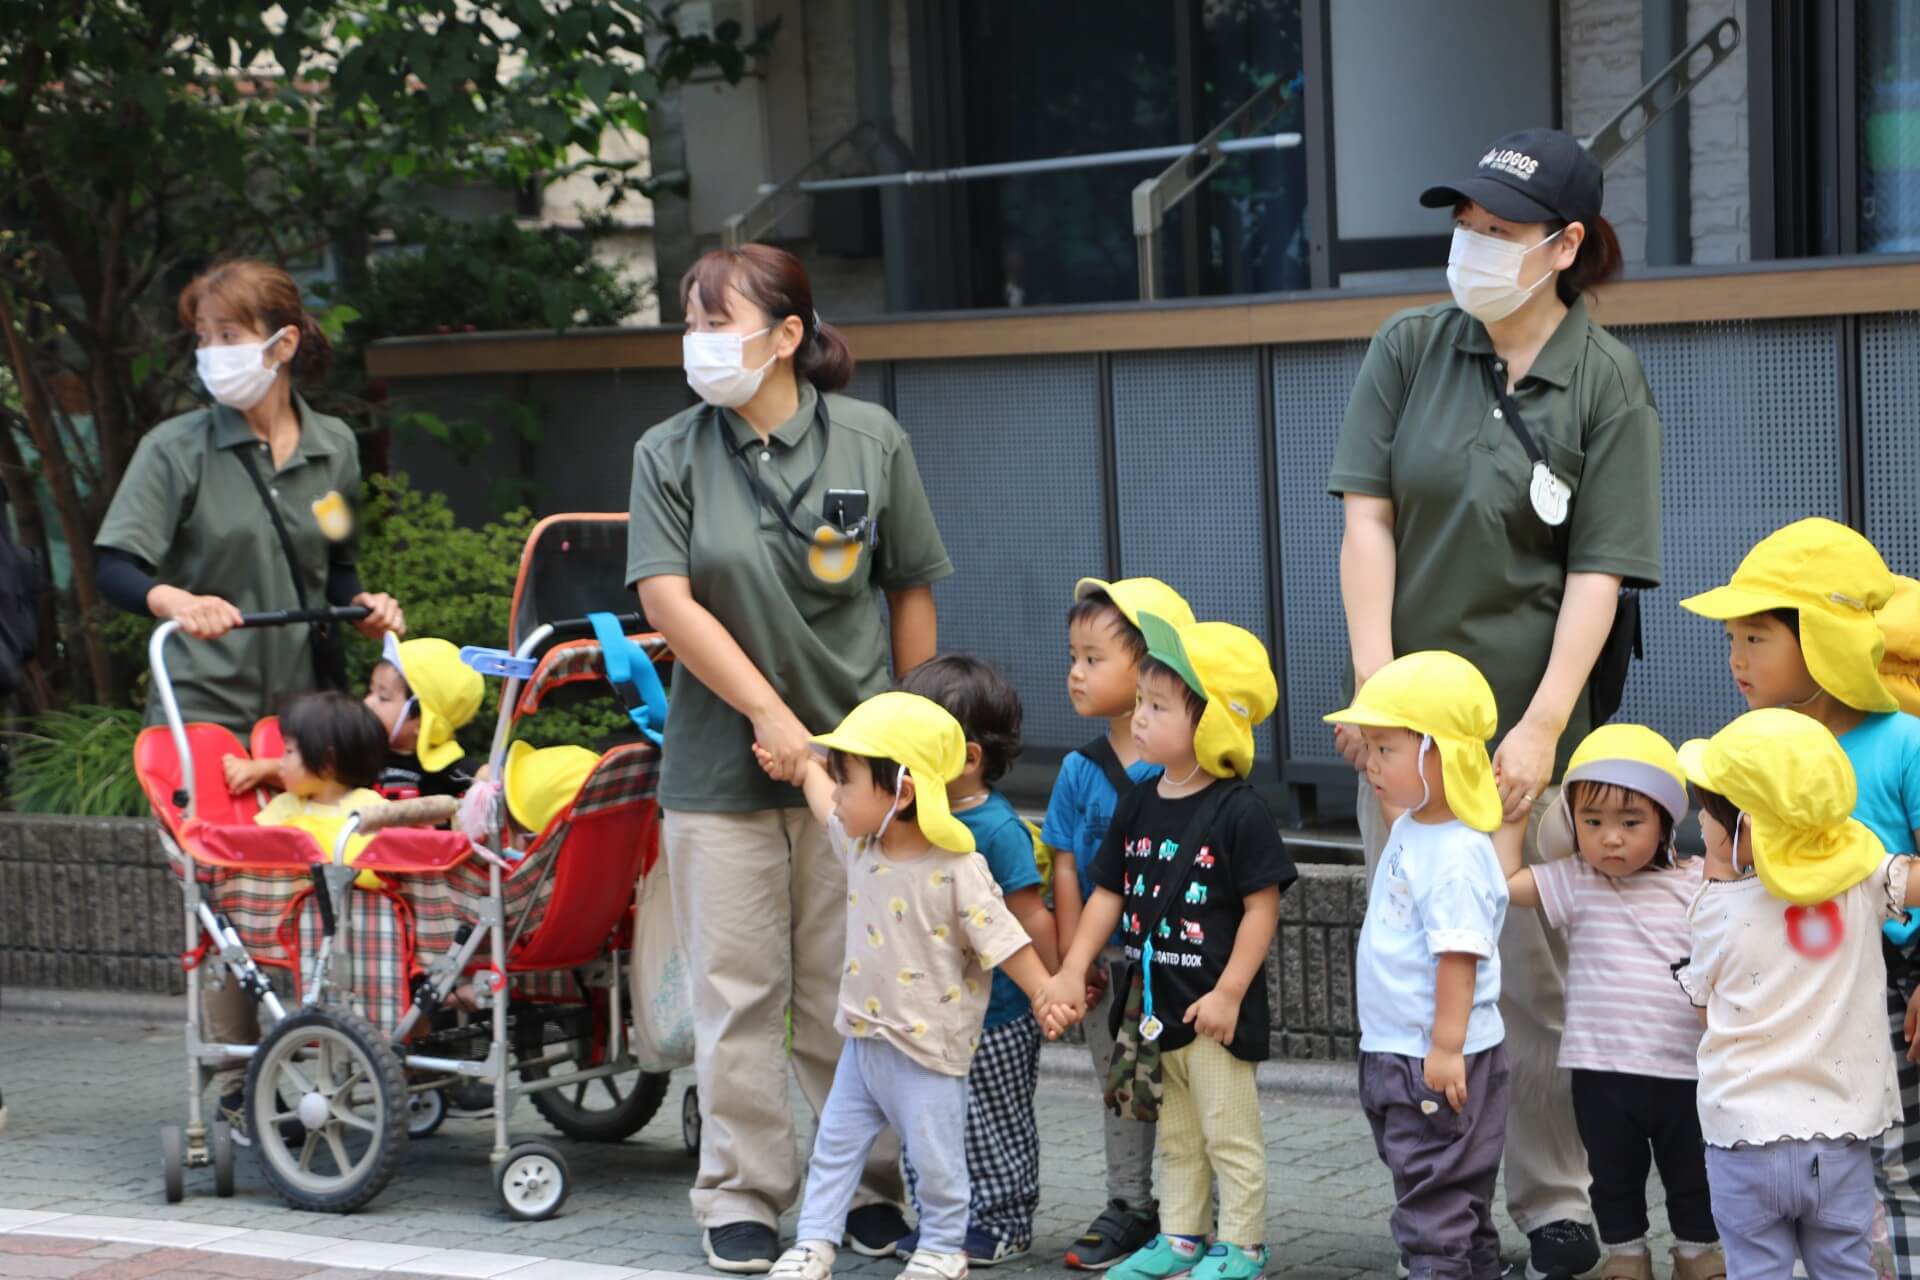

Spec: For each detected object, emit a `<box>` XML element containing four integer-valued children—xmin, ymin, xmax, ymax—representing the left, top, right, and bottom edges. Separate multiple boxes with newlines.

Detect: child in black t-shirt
<box><xmin>364</xmin><ymin>635</ymin><xmax>482</xmax><ymax>800</ymax></box>
<box><xmin>1037</xmin><ymin>615</ymin><xmax>1294</xmax><ymax>1280</ymax></box>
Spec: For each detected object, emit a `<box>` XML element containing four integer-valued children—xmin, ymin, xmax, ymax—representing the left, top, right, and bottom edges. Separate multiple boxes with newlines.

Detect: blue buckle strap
<box><xmin>587</xmin><ymin>612</ymin><xmax>669</xmax><ymax>745</ymax></box>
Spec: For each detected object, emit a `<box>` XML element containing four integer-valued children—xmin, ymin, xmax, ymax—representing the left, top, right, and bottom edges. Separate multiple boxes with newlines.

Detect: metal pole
<box><xmin>755</xmin><ymin>134</ymin><xmax>1302</xmax><ymax>196</ymax></box>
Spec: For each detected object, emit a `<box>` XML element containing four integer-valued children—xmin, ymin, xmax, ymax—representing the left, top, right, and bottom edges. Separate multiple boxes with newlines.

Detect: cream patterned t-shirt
<box><xmin>831</xmin><ymin>818</ymin><xmax>1035</xmax><ymax>1076</ymax></box>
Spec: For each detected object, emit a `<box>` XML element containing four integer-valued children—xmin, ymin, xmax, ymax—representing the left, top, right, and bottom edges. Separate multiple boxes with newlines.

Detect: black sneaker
<box><xmin>1065</xmin><ymin>1199</ymin><xmax>1160</xmax><ymax>1270</ymax></box>
<box><xmin>1526</xmin><ymin>1220</ymin><xmax>1600</xmax><ymax>1280</ymax></box>
<box><xmin>844</xmin><ymin>1203</ymin><xmax>912</xmax><ymax>1257</ymax></box>
<box><xmin>704</xmin><ymin>1222</ymin><xmax>778</xmax><ymax>1275</ymax></box>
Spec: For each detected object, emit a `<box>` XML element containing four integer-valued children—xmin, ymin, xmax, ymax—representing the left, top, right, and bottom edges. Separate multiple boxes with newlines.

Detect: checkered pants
<box><xmin>1874</xmin><ymin>984</ymin><xmax>1920</xmax><ymax>1278</ymax></box>
<box><xmin>905</xmin><ymin>1014</ymin><xmax>1042</xmax><ymax>1251</ymax></box>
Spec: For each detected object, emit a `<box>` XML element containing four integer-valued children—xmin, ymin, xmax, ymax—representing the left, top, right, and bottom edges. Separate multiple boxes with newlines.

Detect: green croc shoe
<box><xmin>1109</xmin><ymin>1236</ymin><xmax>1205</xmax><ymax>1280</ymax></box>
<box><xmin>1190</xmin><ymin>1242</ymin><xmax>1266</xmax><ymax>1280</ymax></box>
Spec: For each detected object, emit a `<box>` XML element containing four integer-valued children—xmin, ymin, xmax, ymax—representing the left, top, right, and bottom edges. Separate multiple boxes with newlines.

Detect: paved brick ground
<box><xmin>0</xmin><ymin>1013</ymin><xmax>1681</xmax><ymax>1278</ymax></box>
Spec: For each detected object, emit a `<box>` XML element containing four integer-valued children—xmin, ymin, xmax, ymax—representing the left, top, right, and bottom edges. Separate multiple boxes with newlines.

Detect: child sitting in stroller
<box><xmin>500</xmin><ymin>741</ymin><xmax>602</xmax><ymax>852</ymax></box>
<box><xmin>255</xmin><ymin>692</ymin><xmax>390</xmax><ymax>890</ymax></box>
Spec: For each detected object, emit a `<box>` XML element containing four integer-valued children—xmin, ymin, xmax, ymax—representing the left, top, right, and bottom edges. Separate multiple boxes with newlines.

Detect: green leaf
<box><xmin>579</xmin><ymin>63</ymin><xmax>614</xmax><ymax>108</ymax></box>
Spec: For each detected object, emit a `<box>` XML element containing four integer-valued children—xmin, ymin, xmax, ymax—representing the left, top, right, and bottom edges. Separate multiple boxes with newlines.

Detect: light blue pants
<box><xmin>797</xmin><ymin>1038</ymin><xmax>969</xmax><ymax>1253</ymax></box>
<box><xmin>1706</xmin><ymin>1137</ymin><xmax>1877</xmax><ymax>1279</ymax></box>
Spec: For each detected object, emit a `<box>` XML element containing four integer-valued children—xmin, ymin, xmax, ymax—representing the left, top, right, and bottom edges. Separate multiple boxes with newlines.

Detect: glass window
<box><xmin>1860</xmin><ymin>1</ymin><xmax>1920</xmax><ymax>253</ymax></box>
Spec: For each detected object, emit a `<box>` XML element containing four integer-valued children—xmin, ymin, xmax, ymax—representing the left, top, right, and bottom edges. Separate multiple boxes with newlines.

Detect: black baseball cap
<box><xmin>1419</xmin><ymin>128</ymin><xmax>1603</xmax><ymax>228</ymax></box>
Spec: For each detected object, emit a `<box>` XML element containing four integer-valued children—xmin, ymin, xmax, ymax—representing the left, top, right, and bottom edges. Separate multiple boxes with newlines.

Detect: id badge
<box><xmin>1529</xmin><ymin>462</ymin><xmax>1571</xmax><ymax>527</ymax></box>
<box><xmin>1138</xmin><ymin>1014</ymin><xmax>1164</xmax><ymax>1043</ymax></box>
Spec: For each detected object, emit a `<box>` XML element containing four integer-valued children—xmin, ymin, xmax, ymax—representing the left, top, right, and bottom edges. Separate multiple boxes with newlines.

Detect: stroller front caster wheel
<box><xmin>681</xmin><ymin>1084</ymin><xmax>700</xmax><ymax>1156</ymax></box>
<box><xmin>159</xmin><ymin>1124</ymin><xmax>185</xmax><ymax>1203</ymax></box>
<box><xmin>407</xmin><ymin>1087</ymin><xmax>446</xmax><ymax>1139</ymax></box>
<box><xmin>210</xmin><ymin>1119</ymin><xmax>236</xmax><ymax>1197</ymax></box>
<box><xmin>496</xmin><ymin>1141</ymin><xmax>570</xmax><ymax>1221</ymax></box>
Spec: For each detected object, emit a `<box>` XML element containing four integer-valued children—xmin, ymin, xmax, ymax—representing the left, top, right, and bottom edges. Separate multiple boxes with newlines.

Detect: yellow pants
<box><xmin>1159</xmin><ymin>1034</ymin><xmax>1268</xmax><ymax>1247</ymax></box>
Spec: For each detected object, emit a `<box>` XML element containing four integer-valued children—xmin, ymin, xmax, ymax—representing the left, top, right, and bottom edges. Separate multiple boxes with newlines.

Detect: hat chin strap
<box><xmin>1416</xmin><ymin>734</ymin><xmax>1433</xmax><ymax>813</ymax></box>
<box><xmin>1781</xmin><ymin>684</ymin><xmax>1826</xmax><ymax>710</ymax></box>
<box><xmin>874</xmin><ymin>768</ymin><xmax>908</xmax><ymax>842</ymax></box>
<box><xmin>1729</xmin><ymin>815</ymin><xmax>1747</xmax><ymax>876</ymax></box>
<box><xmin>390</xmin><ymin>697</ymin><xmax>417</xmax><ymax>744</ymax></box>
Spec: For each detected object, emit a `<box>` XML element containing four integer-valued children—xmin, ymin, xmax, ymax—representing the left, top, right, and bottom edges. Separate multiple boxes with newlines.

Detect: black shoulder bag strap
<box><xmin>1080</xmin><ymin>735</ymin><xmax>1135</xmax><ymax>798</ymax></box>
<box><xmin>1482</xmin><ymin>355</ymin><xmax>1643</xmax><ymax>724</ymax></box>
<box><xmin>238</xmin><ymin>447</ymin><xmax>348</xmax><ymax>691</ymax></box>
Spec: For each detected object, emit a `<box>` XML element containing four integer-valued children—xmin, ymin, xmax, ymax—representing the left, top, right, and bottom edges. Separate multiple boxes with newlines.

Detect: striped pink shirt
<box><xmin>1533</xmin><ymin>855</ymin><xmax>1704</xmax><ymax>1080</ymax></box>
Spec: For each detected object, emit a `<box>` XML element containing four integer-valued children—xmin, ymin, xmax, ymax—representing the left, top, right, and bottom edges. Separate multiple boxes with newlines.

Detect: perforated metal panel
<box><xmin>894</xmin><ymin>356</ymin><xmax>1107</xmax><ymax>750</ymax></box>
<box><xmin>1112</xmin><ymin>349</ymin><xmax>1276</xmax><ymax>764</ymax></box>
<box><xmin>1863</xmin><ymin>312</ymin><xmax>1920</xmax><ymax>571</ymax></box>
<box><xmin>1271</xmin><ymin>341</ymin><xmax>1369</xmax><ymax>768</ymax></box>
<box><xmin>841</xmin><ymin>362</ymin><xmax>889</xmax><ymax>411</ymax></box>
<box><xmin>532</xmin><ymin>369</ymin><xmax>696</xmax><ymax>514</ymax></box>
<box><xmin>1606</xmin><ymin>319</ymin><xmax>1845</xmax><ymax>744</ymax></box>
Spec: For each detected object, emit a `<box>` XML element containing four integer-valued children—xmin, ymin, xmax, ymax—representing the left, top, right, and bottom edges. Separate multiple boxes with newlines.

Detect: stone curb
<box><xmin>1036</xmin><ymin>1041</ymin><xmax>1357</xmax><ymax>1106</ymax></box>
<box><xmin>2</xmin><ymin>986</ymin><xmax>185</xmax><ymax>1024</ymax></box>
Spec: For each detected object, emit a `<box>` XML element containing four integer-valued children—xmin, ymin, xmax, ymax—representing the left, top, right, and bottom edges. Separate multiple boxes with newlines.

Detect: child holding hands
<box><xmin>1499</xmin><ymin>725</ymin><xmax>1721</xmax><ymax>1280</ymax></box>
<box><xmin>1324</xmin><ymin>651</ymin><xmax>1510</xmax><ymax>1280</ymax></box>
<box><xmin>754</xmin><ymin>692</ymin><xmax>1055</xmax><ymax>1280</ymax></box>
<box><xmin>1038</xmin><ymin>614</ymin><xmax>1292</xmax><ymax>1280</ymax></box>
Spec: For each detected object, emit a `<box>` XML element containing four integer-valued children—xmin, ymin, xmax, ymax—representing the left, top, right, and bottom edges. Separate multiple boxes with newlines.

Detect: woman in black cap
<box><xmin>1328</xmin><ymin>128</ymin><xmax>1666</xmax><ymax>1280</ymax></box>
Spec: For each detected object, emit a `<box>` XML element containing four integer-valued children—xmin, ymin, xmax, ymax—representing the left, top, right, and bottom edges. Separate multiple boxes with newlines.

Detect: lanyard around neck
<box><xmin>716</xmin><ymin>397</ymin><xmax>831</xmax><ymax>543</ymax></box>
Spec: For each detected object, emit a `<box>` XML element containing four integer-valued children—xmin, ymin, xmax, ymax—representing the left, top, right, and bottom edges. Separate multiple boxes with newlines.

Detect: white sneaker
<box><xmin>902</xmin><ymin>1248</ymin><xmax>969</xmax><ymax>1280</ymax></box>
<box><xmin>770</xmin><ymin>1244</ymin><xmax>836</xmax><ymax>1280</ymax></box>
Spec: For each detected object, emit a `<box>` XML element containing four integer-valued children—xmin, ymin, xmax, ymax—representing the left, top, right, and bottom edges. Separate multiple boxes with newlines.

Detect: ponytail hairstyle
<box><xmin>1555</xmin><ymin>214</ymin><xmax>1625</xmax><ymax>305</ymax></box>
<box><xmin>680</xmin><ymin>244</ymin><xmax>854</xmax><ymax>393</ymax></box>
<box><xmin>178</xmin><ymin>258</ymin><xmax>335</xmax><ymax>382</ymax></box>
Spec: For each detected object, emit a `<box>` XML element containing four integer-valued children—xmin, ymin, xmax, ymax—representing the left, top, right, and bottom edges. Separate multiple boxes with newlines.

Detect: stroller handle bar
<box><xmin>148</xmin><ymin>607</ymin><xmax>375</xmax><ymax>821</ymax></box>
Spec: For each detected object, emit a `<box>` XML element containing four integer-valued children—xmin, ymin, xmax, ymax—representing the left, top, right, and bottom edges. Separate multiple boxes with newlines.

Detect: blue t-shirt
<box><xmin>1042</xmin><ymin>749</ymin><xmax>1163</xmax><ymax>947</ymax></box>
<box><xmin>1839</xmin><ymin>712</ymin><xmax>1920</xmax><ymax>856</ymax></box>
<box><xmin>1355</xmin><ymin>815</ymin><xmax>1509</xmax><ymax>1059</ymax></box>
<box><xmin>957</xmin><ymin>790</ymin><xmax>1045</xmax><ymax>1029</ymax></box>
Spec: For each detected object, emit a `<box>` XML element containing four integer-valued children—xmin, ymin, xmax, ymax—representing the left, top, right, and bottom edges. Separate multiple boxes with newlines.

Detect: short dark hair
<box><xmin>1767</xmin><ymin>607</ymin><xmax>1801</xmax><ymax>639</ymax></box>
<box><xmin>1690</xmin><ymin>783</ymin><xmax>1744</xmax><ymax>845</ymax></box>
<box><xmin>281</xmin><ymin>692</ymin><xmax>387</xmax><ymax>789</ymax></box>
<box><xmin>1067</xmin><ymin>593</ymin><xmax>1147</xmax><ymax>662</ymax></box>
<box><xmin>1139</xmin><ymin>657</ymin><xmax>1207</xmax><ymax>726</ymax></box>
<box><xmin>1567</xmin><ymin>778</ymin><xmax>1676</xmax><ymax>868</ymax></box>
<box><xmin>825</xmin><ymin>750</ymin><xmax>916</xmax><ymax>822</ymax></box>
<box><xmin>897</xmin><ymin>654</ymin><xmax>1024</xmax><ymax>783</ymax></box>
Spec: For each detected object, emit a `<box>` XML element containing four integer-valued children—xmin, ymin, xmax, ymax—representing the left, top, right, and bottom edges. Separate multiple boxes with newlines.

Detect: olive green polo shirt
<box><xmin>627</xmin><ymin>381</ymin><xmax>953</xmax><ymax>812</ymax></box>
<box><xmin>96</xmin><ymin>397</ymin><xmax>362</xmax><ymax>735</ymax></box>
<box><xmin>1328</xmin><ymin>297</ymin><xmax>1662</xmax><ymax>776</ymax></box>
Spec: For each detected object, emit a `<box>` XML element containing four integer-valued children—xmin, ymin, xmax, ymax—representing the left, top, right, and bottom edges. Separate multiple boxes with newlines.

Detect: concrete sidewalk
<box><xmin>0</xmin><ymin>1011</ymin><xmax>1681</xmax><ymax>1278</ymax></box>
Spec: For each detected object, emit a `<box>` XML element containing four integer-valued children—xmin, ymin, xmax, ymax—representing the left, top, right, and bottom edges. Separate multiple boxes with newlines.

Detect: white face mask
<box><xmin>683</xmin><ymin>326</ymin><xmax>775</xmax><ymax>408</ymax></box>
<box><xmin>196</xmin><ymin>326</ymin><xmax>295</xmax><ymax>411</ymax></box>
<box><xmin>1446</xmin><ymin>226</ymin><xmax>1564</xmax><ymax>323</ymax></box>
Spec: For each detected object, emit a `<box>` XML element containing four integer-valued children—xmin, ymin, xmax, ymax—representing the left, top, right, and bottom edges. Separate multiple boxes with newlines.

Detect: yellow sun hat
<box><xmin>1877</xmin><ymin>576</ymin><xmax>1920</xmax><ymax>719</ymax></box>
<box><xmin>1678</xmin><ymin>707</ymin><xmax>1885</xmax><ymax>905</ymax></box>
<box><xmin>1680</xmin><ymin>517</ymin><xmax>1899</xmax><ymax>714</ymax></box>
<box><xmin>503</xmin><ymin>740</ymin><xmax>601</xmax><ymax>837</ymax></box>
<box><xmin>1539</xmin><ymin>723</ymin><xmax>1688</xmax><ymax>862</ymax></box>
<box><xmin>810</xmin><ymin>692</ymin><xmax>975</xmax><ymax>853</ymax></box>
<box><xmin>1073</xmin><ymin>577</ymin><xmax>1196</xmax><ymax>633</ymax></box>
<box><xmin>1137</xmin><ymin>612</ymin><xmax>1278</xmax><ymax>780</ymax></box>
<box><xmin>1323</xmin><ymin>651</ymin><xmax>1502</xmax><ymax>833</ymax></box>
<box><xmin>382</xmin><ymin>634</ymin><xmax>485</xmax><ymax>772</ymax></box>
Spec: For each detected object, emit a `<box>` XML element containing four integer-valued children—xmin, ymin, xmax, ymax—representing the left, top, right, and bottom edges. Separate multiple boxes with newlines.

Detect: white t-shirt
<box><xmin>1534</xmin><ymin>855</ymin><xmax>1703</xmax><ymax>1079</ymax></box>
<box><xmin>1674</xmin><ymin>855</ymin><xmax>1909</xmax><ymax>1148</ymax></box>
<box><xmin>1356</xmin><ymin>815</ymin><xmax>1508</xmax><ymax>1059</ymax></box>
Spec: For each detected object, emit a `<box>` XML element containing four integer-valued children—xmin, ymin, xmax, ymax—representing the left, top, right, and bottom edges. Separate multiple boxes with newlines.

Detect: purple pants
<box><xmin>1360</xmin><ymin>1046</ymin><xmax>1510</xmax><ymax>1280</ymax></box>
<box><xmin>1706</xmin><ymin>1137</ymin><xmax>1877</xmax><ymax>1279</ymax></box>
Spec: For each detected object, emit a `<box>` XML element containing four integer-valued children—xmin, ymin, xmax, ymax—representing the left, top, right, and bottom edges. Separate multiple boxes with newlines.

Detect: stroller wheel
<box><xmin>524</xmin><ymin>1062</ymin><xmax>668</xmax><ymax>1142</ymax></box>
<box><xmin>210</xmin><ymin>1119</ymin><xmax>236</xmax><ymax>1197</ymax></box>
<box><xmin>681</xmin><ymin>1084</ymin><xmax>700</xmax><ymax>1156</ymax></box>
<box><xmin>407</xmin><ymin>1087</ymin><xmax>446</xmax><ymax>1138</ymax></box>
<box><xmin>159</xmin><ymin>1124</ymin><xmax>185</xmax><ymax>1203</ymax></box>
<box><xmin>246</xmin><ymin>1005</ymin><xmax>407</xmax><ymax>1214</ymax></box>
<box><xmin>495</xmin><ymin>1140</ymin><xmax>570</xmax><ymax>1221</ymax></box>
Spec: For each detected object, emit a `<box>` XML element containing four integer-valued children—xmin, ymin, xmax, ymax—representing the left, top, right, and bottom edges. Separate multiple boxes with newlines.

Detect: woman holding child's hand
<box><xmin>1329</xmin><ymin>130</ymin><xmax>1663</xmax><ymax>1277</ymax></box>
<box><xmin>628</xmin><ymin>244</ymin><xmax>952</xmax><ymax>1271</ymax></box>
